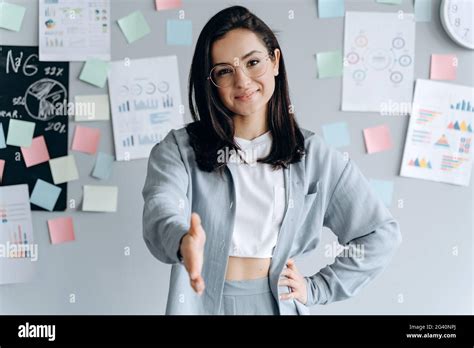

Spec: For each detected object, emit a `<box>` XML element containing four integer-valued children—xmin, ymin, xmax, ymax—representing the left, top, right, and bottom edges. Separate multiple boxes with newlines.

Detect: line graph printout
<box><xmin>39</xmin><ymin>0</ymin><xmax>111</xmax><ymax>61</ymax></box>
<box><xmin>108</xmin><ymin>56</ymin><xmax>184</xmax><ymax>161</ymax></box>
<box><xmin>400</xmin><ymin>79</ymin><xmax>474</xmax><ymax>186</ymax></box>
<box><xmin>342</xmin><ymin>11</ymin><xmax>415</xmax><ymax>114</ymax></box>
<box><xmin>0</xmin><ymin>184</ymin><xmax>36</xmax><ymax>284</ymax></box>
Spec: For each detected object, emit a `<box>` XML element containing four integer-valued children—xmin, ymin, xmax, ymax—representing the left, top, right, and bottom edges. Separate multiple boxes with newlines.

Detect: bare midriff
<box><xmin>225</xmin><ymin>256</ymin><xmax>271</xmax><ymax>280</ymax></box>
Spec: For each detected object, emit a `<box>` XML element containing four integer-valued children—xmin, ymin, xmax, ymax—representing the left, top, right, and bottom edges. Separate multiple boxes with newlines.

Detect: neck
<box><xmin>233</xmin><ymin>109</ymin><xmax>269</xmax><ymax>140</ymax></box>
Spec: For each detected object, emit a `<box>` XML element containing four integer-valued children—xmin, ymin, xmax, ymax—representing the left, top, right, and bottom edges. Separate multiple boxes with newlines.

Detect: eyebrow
<box><xmin>213</xmin><ymin>50</ymin><xmax>263</xmax><ymax>66</ymax></box>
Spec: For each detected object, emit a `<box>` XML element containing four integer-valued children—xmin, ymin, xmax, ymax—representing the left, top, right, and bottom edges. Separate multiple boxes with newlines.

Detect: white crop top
<box><xmin>227</xmin><ymin>130</ymin><xmax>286</xmax><ymax>258</ymax></box>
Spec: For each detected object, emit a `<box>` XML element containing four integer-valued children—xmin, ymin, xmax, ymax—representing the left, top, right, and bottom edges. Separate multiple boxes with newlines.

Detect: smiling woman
<box><xmin>142</xmin><ymin>5</ymin><xmax>402</xmax><ymax>316</ymax></box>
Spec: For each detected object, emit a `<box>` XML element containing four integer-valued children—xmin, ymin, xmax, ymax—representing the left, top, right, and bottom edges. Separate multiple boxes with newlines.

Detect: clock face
<box><xmin>441</xmin><ymin>0</ymin><xmax>474</xmax><ymax>49</ymax></box>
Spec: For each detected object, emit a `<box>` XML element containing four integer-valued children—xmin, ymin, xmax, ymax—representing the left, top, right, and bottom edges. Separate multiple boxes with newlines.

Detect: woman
<box><xmin>142</xmin><ymin>6</ymin><xmax>402</xmax><ymax>315</ymax></box>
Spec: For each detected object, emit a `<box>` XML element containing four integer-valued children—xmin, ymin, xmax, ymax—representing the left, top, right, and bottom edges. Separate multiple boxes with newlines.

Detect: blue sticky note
<box><xmin>415</xmin><ymin>0</ymin><xmax>431</xmax><ymax>22</ymax></box>
<box><xmin>0</xmin><ymin>2</ymin><xmax>26</xmax><ymax>32</ymax></box>
<box><xmin>92</xmin><ymin>152</ymin><xmax>114</xmax><ymax>180</ymax></box>
<box><xmin>0</xmin><ymin>124</ymin><xmax>6</xmax><ymax>149</ymax></box>
<box><xmin>117</xmin><ymin>11</ymin><xmax>151</xmax><ymax>43</ymax></box>
<box><xmin>30</xmin><ymin>179</ymin><xmax>62</xmax><ymax>211</ymax></box>
<box><xmin>376</xmin><ymin>0</ymin><xmax>402</xmax><ymax>4</ymax></box>
<box><xmin>6</xmin><ymin>119</ymin><xmax>35</xmax><ymax>147</ymax></box>
<box><xmin>79</xmin><ymin>59</ymin><xmax>109</xmax><ymax>88</ymax></box>
<box><xmin>318</xmin><ymin>0</ymin><xmax>345</xmax><ymax>18</ymax></box>
<box><xmin>322</xmin><ymin>122</ymin><xmax>351</xmax><ymax>148</ymax></box>
<box><xmin>167</xmin><ymin>19</ymin><xmax>192</xmax><ymax>46</ymax></box>
<box><xmin>369</xmin><ymin>179</ymin><xmax>394</xmax><ymax>207</ymax></box>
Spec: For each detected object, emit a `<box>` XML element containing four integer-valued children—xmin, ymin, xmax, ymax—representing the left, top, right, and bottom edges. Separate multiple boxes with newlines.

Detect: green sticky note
<box><xmin>118</xmin><ymin>11</ymin><xmax>151</xmax><ymax>43</ymax></box>
<box><xmin>79</xmin><ymin>59</ymin><xmax>109</xmax><ymax>88</ymax></box>
<box><xmin>0</xmin><ymin>2</ymin><xmax>26</xmax><ymax>32</ymax></box>
<box><xmin>6</xmin><ymin>119</ymin><xmax>35</xmax><ymax>147</ymax></box>
<box><xmin>49</xmin><ymin>155</ymin><xmax>79</xmax><ymax>185</ymax></box>
<box><xmin>317</xmin><ymin>50</ymin><xmax>343</xmax><ymax>78</ymax></box>
<box><xmin>376</xmin><ymin>0</ymin><xmax>402</xmax><ymax>4</ymax></box>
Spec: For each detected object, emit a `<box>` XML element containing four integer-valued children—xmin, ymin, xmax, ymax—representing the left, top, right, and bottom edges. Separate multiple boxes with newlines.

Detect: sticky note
<box><xmin>48</xmin><ymin>217</ymin><xmax>75</xmax><ymax>244</ymax></box>
<box><xmin>79</xmin><ymin>59</ymin><xmax>109</xmax><ymax>88</ymax></box>
<box><xmin>430</xmin><ymin>54</ymin><xmax>457</xmax><ymax>80</ymax></box>
<box><xmin>92</xmin><ymin>152</ymin><xmax>114</xmax><ymax>180</ymax></box>
<box><xmin>155</xmin><ymin>0</ymin><xmax>182</xmax><ymax>11</ymax></box>
<box><xmin>0</xmin><ymin>159</ymin><xmax>5</xmax><ymax>183</ymax></box>
<box><xmin>415</xmin><ymin>0</ymin><xmax>432</xmax><ymax>22</ymax></box>
<box><xmin>21</xmin><ymin>136</ymin><xmax>50</xmax><ymax>167</ymax></box>
<box><xmin>317</xmin><ymin>50</ymin><xmax>343</xmax><ymax>78</ymax></box>
<box><xmin>6</xmin><ymin>119</ymin><xmax>35</xmax><ymax>147</ymax></box>
<box><xmin>72</xmin><ymin>125</ymin><xmax>100</xmax><ymax>154</ymax></box>
<box><xmin>376</xmin><ymin>0</ymin><xmax>402</xmax><ymax>4</ymax></box>
<box><xmin>369</xmin><ymin>179</ymin><xmax>394</xmax><ymax>207</ymax></box>
<box><xmin>0</xmin><ymin>124</ymin><xmax>6</xmax><ymax>149</ymax></box>
<box><xmin>318</xmin><ymin>0</ymin><xmax>345</xmax><ymax>18</ymax></box>
<box><xmin>363</xmin><ymin>124</ymin><xmax>393</xmax><ymax>154</ymax></box>
<box><xmin>74</xmin><ymin>95</ymin><xmax>110</xmax><ymax>121</ymax></box>
<box><xmin>118</xmin><ymin>11</ymin><xmax>151</xmax><ymax>44</ymax></box>
<box><xmin>0</xmin><ymin>2</ymin><xmax>26</xmax><ymax>32</ymax></box>
<box><xmin>322</xmin><ymin>122</ymin><xmax>351</xmax><ymax>148</ymax></box>
<box><xmin>49</xmin><ymin>155</ymin><xmax>79</xmax><ymax>184</ymax></box>
<box><xmin>30</xmin><ymin>179</ymin><xmax>61</xmax><ymax>211</ymax></box>
<box><xmin>167</xmin><ymin>19</ymin><xmax>192</xmax><ymax>46</ymax></box>
<box><xmin>83</xmin><ymin>185</ymin><xmax>118</xmax><ymax>212</ymax></box>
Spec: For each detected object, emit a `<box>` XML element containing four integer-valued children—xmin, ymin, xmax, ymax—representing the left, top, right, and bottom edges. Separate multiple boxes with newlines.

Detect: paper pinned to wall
<box><xmin>400</xmin><ymin>79</ymin><xmax>474</xmax><ymax>186</ymax></box>
<box><xmin>108</xmin><ymin>55</ymin><xmax>184</xmax><ymax>161</ymax></box>
<box><xmin>342</xmin><ymin>11</ymin><xmax>415</xmax><ymax>114</ymax></box>
<box><xmin>0</xmin><ymin>184</ymin><xmax>36</xmax><ymax>285</ymax></box>
<box><xmin>39</xmin><ymin>0</ymin><xmax>111</xmax><ymax>61</ymax></box>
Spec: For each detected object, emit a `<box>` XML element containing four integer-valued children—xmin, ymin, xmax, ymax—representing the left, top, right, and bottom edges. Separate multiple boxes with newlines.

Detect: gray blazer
<box><xmin>142</xmin><ymin>123</ymin><xmax>402</xmax><ymax>315</ymax></box>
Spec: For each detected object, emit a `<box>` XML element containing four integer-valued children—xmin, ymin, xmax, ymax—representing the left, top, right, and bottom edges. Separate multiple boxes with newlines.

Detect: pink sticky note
<box><xmin>363</xmin><ymin>124</ymin><xmax>393</xmax><ymax>154</ymax></box>
<box><xmin>21</xmin><ymin>136</ymin><xmax>50</xmax><ymax>167</ymax></box>
<box><xmin>72</xmin><ymin>125</ymin><xmax>100</xmax><ymax>154</ymax></box>
<box><xmin>48</xmin><ymin>217</ymin><xmax>75</xmax><ymax>244</ymax></box>
<box><xmin>0</xmin><ymin>159</ymin><xmax>5</xmax><ymax>183</ymax></box>
<box><xmin>155</xmin><ymin>0</ymin><xmax>182</xmax><ymax>10</ymax></box>
<box><xmin>430</xmin><ymin>54</ymin><xmax>457</xmax><ymax>80</ymax></box>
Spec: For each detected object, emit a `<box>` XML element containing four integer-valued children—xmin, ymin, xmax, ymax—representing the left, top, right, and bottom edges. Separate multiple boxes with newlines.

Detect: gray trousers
<box><xmin>219</xmin><ymin>276</ymin><xmax>280</xmax><ymax>315</ymax></box>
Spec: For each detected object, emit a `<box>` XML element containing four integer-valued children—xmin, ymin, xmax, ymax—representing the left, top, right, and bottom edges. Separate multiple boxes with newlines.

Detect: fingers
<box><xmin>189</xmin><ymin>213</ymin><xmax>201</xmax><ymax>236</ymax></box>
<box><xmin>278</xmin><ymin>277</ymin><xmax>298</xmax><ymax>289</ymax></box>
<box><xmin>279</xmin><ymin>293</ymin><xmax>294</xmax><ymax>301</ymax></box>
<box><xmin>191</xmin><ymin>275</ymin><xmax>205</xmax><ymax>295</ymax></box>
<box><xmin>280</xmin><ymin>267</ymin><xmax>297</xmax><ymax>279</ymax></box>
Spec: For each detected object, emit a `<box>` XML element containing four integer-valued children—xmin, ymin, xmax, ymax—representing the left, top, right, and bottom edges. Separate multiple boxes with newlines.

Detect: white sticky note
<box><xmin>74</xmin><ymin>95</ymin><xmax>110</xmax><ymax>121</ymax></box>
<box><xmin>82</xmin><ymin>185</ymin><xmax>118</xmax><ymax>212</ymax></box>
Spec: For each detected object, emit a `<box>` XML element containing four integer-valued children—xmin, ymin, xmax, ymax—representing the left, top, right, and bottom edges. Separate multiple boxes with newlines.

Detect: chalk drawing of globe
<box><xmin>24</xmin><ymin>78</ymin><xmax>67</xmax><ymax>121</ymax></box>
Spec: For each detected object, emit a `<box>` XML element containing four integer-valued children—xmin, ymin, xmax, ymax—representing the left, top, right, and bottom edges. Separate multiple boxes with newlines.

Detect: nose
<box><xmin>233</xmin><ymin>66</ymin><xmax>251</xmax><ymax>88</ymax></box>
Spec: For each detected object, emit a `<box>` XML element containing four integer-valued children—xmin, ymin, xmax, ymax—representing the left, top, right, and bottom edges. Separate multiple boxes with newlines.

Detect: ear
<box><xmin>273</xmin><ymin>48</ymin><xmax>281</xmax><ymax>76</ymax></box>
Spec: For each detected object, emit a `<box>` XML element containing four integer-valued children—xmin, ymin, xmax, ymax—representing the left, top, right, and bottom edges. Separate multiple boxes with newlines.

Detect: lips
<box><xmin>235</xmin><ymin>89</ymin><xmax>259</xmax><ymax>100</ymax></box>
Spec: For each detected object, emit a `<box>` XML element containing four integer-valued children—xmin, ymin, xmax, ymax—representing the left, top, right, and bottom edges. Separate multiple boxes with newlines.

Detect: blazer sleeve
<box><xmin>142</xmin><ymin>131</ymin><xmax>190</xmax><ymax>264</ymax></box>
<box><xmin>305</xmin><ymin>158</ymin><xmax>402</xmax><ymax>306</ymax></box>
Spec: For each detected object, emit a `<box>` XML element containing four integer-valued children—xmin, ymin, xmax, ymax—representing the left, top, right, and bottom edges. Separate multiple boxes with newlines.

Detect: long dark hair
<box><xmin>186</xmin><ymin>5</ymin><xmax>305</xmax><ymax>174</ymax></box>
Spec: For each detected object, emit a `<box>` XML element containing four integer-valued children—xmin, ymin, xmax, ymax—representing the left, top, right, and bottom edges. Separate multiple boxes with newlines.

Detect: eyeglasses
<box><xmin>207</xmin><ymin>53</ymin><xmax>272</xmax><ymax>88</ymax></box>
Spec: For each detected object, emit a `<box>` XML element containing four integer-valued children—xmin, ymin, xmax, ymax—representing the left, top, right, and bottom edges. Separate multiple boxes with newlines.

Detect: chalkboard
<box><xmin>0</xmin><ymin>46</ymin><xmax>69</xmax><ymax>211</ymax></box>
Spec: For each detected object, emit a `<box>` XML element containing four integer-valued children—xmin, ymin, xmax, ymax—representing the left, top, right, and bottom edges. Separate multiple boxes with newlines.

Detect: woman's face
<box><xmin>210</xmin><ymin>28</ymin><xmax>280</xmax><ymax>118</ymax></box>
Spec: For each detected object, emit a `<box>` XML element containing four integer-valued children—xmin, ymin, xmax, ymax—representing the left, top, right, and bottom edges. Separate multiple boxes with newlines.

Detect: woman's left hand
<box><xmin>278</xmin><ymin>258</ymin><xmax>307</xmax><ymax>305</ymax></box>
